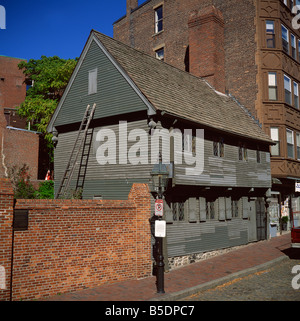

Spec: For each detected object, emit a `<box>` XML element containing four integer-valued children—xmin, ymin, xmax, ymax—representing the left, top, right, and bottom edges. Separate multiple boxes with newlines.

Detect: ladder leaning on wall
<box><xmin>55</xmin><ymin>103</ymin><xmax>96</xmax><ymax>199</ymax></box>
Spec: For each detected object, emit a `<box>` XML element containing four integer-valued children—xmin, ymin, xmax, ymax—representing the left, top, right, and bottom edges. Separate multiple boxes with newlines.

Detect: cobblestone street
<box><xmin>182</xmin><ymin>248</ymin><xmax>300</xmax><ymax>301</ymax></box>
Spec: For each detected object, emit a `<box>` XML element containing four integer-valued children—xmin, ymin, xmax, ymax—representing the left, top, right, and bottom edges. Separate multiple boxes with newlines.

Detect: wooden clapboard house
<box><xmin>47</xmin><ymin>30</ymin><xmax>274</xmax><ymax>260</ymax></box>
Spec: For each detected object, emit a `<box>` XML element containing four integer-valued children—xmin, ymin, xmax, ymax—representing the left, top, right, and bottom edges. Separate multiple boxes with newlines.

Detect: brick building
<box><xmin>0</xmin><ymin>56</ymin><xmax>39</xmax><ymax>179</ymax></box>
<box><xmin>114</xmin><ymin>0</ymin><xmax>300</xmax><ymax>223</ymax></box>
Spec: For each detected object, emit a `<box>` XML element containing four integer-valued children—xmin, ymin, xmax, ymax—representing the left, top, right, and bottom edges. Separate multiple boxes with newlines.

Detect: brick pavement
<box><xmin>44</xmin><ymin>233</ymin><xmax>292</xmax><ymax>301</ymax></box>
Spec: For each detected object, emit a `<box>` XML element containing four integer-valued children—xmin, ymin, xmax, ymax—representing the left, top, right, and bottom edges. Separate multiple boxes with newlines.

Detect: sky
<box><xmin>0</xmin><ymin>0</ymin><xmax>143</xmax><ymax>61</ymax></box>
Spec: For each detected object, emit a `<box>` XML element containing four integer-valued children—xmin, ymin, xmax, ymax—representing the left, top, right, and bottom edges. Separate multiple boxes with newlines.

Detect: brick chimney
<box><xmin>188</xmin><ymin>6</ymin><xmax>225</xmax><ymax>93</ymax></box>
<box><xmin>127</xmin><ymin>0</ymin><xmax>138</xmax><ymax>16</ymax></box>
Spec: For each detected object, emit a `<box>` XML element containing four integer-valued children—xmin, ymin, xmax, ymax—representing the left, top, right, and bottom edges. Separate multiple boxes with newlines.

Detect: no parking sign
<box><xmin>155</xmin><ymin>199</ymin><xmax>164</xmax><ymax>217</ymax></box>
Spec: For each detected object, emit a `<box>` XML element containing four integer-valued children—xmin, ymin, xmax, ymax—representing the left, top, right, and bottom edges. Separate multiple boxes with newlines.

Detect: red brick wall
<box><xmin>0</xmin><ymin>56</ymin><xmax>26</xmax><ymax>109</ymax></box>
<box><xmin>114</xmin><ymin>0</ymin><xmax>258</xmax><ymax>117</ymax></box>
<box><xmin>0</xmin><ymin>107</ymin><xmax>39</xmax><ymax>179</ymax></box>
<box><xmin>0</xmin><ymin>179</ymin><xmax>14</xmax><ymax>301</ymax></box>
<box><xmin>188</xmin><ymin>6</ymin><xmax>225</xmax><ymax>93</ymax></box>
<box><xmin>0</xmin><ymin>181</ymin><xmax>152</xmax><ymax>301</ymax></box>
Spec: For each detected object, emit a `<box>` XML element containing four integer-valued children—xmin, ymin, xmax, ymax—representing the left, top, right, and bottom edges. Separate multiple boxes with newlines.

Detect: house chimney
<box><xmin>127</xmin><ymin>0</ymin><xmax>138</xmax><ymax>16</ymax></box>
<box><xmin>188</xmin><ymin>6</ymin><xmax>225</xmax><ymax>93</ymax></box>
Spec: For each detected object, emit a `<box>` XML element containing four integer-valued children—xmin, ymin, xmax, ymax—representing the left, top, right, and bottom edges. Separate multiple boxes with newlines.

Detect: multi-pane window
<box><xmin>287</xmin><ymin>129</ymin><xmax>295</xmax><ymax>158</ymax></box>
<box><xmin>297</xmin><ymin>133</ymin><xmax>300</xmax><ymax>160</ymax></box>
<box><xmin>257</xmin><ymin>149</ymin><xmax>261</xmax><ymax>163</ymax></box>
<box><xmin>282</xmin><ymin>25</ymin><xmax>289</xmax><ymax>54</ymax></box>
<box><xmin>232</xmin><ymin>200</ymin><xmax>239</xmax><ymax>218</ymax></box>
<box><xmin>155</xmin><ymin>48</ymin><xmax>164</xmax><ymax>61</ymax></box>
<box><xmin>294</xmin><ymin>81</ymin><xmax>299</xmax><ymax>108</ymax></box>
<box><xmin>213</xmin><ymin>138</ymin><xmax>224</xmax><ymax>157</ymax></box>
<box><xmin>270</xmin><ymin>127</ymin><xmax>280</xmax><ymax>156</ymax></box>
<box><xmin>172</xmin><ymin>201</ymin><xmax>185</xmax><ymax>221</ymax></box>
<box><xmin>284</xmin><ymin>74</ymin><xmax>292</xmax><ymax>104</ymax></box>
<box><xmin>155</xmin><ymin>5</ymin><xmax>163</xmax><ymax>33</ymax></box>
<box><xmin>239</xmin><ymin>144</ymin><xmax>248</xmax><ymax>161</ymax></box>
<box><xmin>183</xmin><ymin>133</ymin><xmax>196</xmax><ymax>154</ymax></box>
<box><xmin>291</xmin><ymin>34</ymin><xmax>297</xmax><ymax>59</ymax></box>
<box><xmin>268</xmin><ymin>72</ymin><xmax>277</xmax><ymax>100</ymax></box>
<box><xmin>206</xmin><ymin>200</ymin><xmax>216</xmax><ymax>220</ymax></box>
<box><xmin>266</xmin><ymin>20</ymin><xmax>275</xmax><ymax>48</ymax></box>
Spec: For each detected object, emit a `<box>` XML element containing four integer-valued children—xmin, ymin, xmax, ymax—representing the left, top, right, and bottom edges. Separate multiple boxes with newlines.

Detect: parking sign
<box><xmin>155</xmin><ymin>199</ymin><xmax>163</xmax><ymax>217</ymax></box>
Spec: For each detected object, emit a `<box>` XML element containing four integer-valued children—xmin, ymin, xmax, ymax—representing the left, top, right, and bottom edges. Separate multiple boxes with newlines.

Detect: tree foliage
<box><xmin>17</xmin><ymin>56</ymin><xmax>78</xmax><ymax>160</ymax></box>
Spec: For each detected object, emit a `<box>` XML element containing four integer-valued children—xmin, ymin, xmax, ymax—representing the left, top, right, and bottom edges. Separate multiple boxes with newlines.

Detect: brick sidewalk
<box><xmin>44</xmin><ymin>233</ymin><xmax>292</xmax><ymax>301</ymax></box>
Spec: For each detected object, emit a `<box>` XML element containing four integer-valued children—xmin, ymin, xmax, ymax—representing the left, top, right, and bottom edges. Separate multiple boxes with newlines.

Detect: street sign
<box><xmin>155</xmin><ymin>220</ymin><xmax>166</xmax><ymax>238</ymax></box>
<box><xmin>296</xmin><ymin>182</ymin><xmax>300</xmax><ymax>192</ymax></box>
<box><xmin>155</xmin><ymin>199</ymin><xmax>164</xmax><ymax>217</ymax></box>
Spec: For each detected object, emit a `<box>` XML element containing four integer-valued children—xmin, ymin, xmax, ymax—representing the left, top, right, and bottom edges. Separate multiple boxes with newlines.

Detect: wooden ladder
<box><xmin>55</xmin><ymin>103</ymin><xmax>96</xmax><ymax>199</ymax></box>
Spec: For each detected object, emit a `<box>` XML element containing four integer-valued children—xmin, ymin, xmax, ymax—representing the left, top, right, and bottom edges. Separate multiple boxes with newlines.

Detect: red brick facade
<box><xmin>0</xmin><ymin>56</ymin><xmax>26</xmax><ymax>109</ymax></box>
<box><xmin>0</xmin><ymin>180</ymin><xmax>152</xmax><ymax>301</ymax></box>
<box><xmin>113</xmin><ymin>0</ymin><xmax>257</xmax><ymax>114</ymax></box>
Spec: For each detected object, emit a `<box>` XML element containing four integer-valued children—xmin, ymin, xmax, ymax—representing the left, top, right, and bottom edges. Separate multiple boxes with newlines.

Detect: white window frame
<box><xmin>155</xmin><ymin>5</ymin><xmax>163</xmax><ymax>34</ymax></box>
<box><xmin>287</xmin><ymin>129</ymin><xmax>295</xmax><ymax>159</ymax></box>
<box><xmin>284</xmin><ymin>74</ymin><xmax>292</xmax><ymax>104</ymax></box>
<box><xmin>294</xmin><ymin>81</ymin><xmax>299</xmax><ymax>108</ymax></box>
<box><xmin>266</xmin><ymin>20</ymin><xmax>275</xmax><ymax>48</ymax></box>
<box><xmin>270</xmin><ymin>127</ymin><xmax>280</xmax><ymax>156</ymax></box>
<box><xmin>291</xmin><ymin>33</ymin><xmax>297</xmax><ymax>59</ymax></box>
<box><xmin>281</xmin><ymin>24</ymin><xmax>289</xmax><ymax>54</ymax></box>
<box><xmin>155</xmin><ymin>47</ymin><xmax>164</xmax><ymax>61</ymax></box>
<box><xmin>268</xmin><ymin>72</ymin><xmax>277</xmax><ymax>100</ymax></box>
<box><xmin>88</xmin><ymin>68</ymin><xmax>98</xmax><ymax>95</ymax></box>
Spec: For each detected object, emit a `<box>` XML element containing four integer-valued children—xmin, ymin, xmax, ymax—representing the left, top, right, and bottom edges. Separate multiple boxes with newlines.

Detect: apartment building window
<box><xmin>266</xmin><ymin>20</ymin><xmax>275</xmax><ymax>48</ymax></box>
<box><xmin>291</xmin><ymin>34</ymin><xmax>297</xmax><ymax>59</ymax></box>
<box><xmin>284</xmin><ymin>75</ymin><xmax>292</xmax><ymax>104</ymax></box>
<box><xmin>283</xmin><ymin>0</ymin><xmax>287</xmax><ymax>5</ymax></box>
<box><xmin>297</xmin><ymin>133</ymin><xmax>300</xmax><ymax>159</ymax></box>
<box><xmin>287</xmin><ymin>129</ymin><xmax>295</xmax><ymax>158</ymax></box>
<box><xmin>213</xmin><ymin>138</ymin><xmax>224</xmax><ymax>157</ymax></box>
<box><xmin>270</xmin><ymin>127</ymin><xmax>280</xmax><ymax>156</ymax></box>
<box><xmin>290</xmin><ymin>0</ymin><xmax>294</xmax><ymax>10</ymax></box>
<box><xmin>282</xmin><ymin>25</ymin><xmax>289</xmax><ymax>54</ymax></box>
<box><xmin>155</xmin><ymin>5</ymin><xmax>163</xmax><ymax>34</ymax></box>
<box><xmin>268</xmin><ymin>72</ymin><xmax>277</xmax><ymax>100</ymax></box>
<box><xmin>206</xmin><ymin>199</ymin><xmax>216</xmax><ymax>220</ymax></box>
<box><xmin>298</xmin><ymin>40</ymin><xmax>300</xmax><ymax>61</ymax></box>
<box><xmin>155</xmin><ymin>47</ymin><xmax>164</xmax><ymax>61</ymax></box>
<box><xmin>294</xmin><ymin>81</ymin><xmax>299</xmax><ymax>108</ymax></box>
<box><xmin>183</xmin><ymin>132</ymin><xmax>196</xmax><ymax>154</ymax></box>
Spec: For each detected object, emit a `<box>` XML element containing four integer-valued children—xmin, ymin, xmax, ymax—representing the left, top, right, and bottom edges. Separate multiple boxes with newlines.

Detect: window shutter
<box><xmin>242</xmin><ymin>197</ymin><xmax>249</xmax><ymax>219</ymax></box>
<box><xmin>188</xmin><ymin>197</ymin><xmax>197</xmax><ymax>222</ymax></box>
<box><xmin>199</xmin><ymin>197</ymin><xmax>206</xmax><ymax>222</ymax></box>
<box><xmin>218</xmin><ymin>197</ymin><xmax>226</xmax><ymax>221</ymax></box>
<box><xmin>164</xmin><ymin>200</ymin><xmax>173</xmax><ymax>223</ymax></box>
<box><xmin>226</xmin><ymin>197</ymin><xmax>232</xmax><ymax>220</ymax></box>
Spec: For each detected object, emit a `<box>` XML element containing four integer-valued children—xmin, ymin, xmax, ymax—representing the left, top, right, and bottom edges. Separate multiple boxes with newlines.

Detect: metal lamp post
<box><xmin>151</xmin><ymin>153</ymin><xmax>169</xmax><ymax>294</ymax></box>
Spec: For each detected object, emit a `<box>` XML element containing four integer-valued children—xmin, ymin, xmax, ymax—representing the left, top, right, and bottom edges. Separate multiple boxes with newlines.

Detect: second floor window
<box><xmin>284</xmin><ymin>74</ymin><xmax>292</xmax><ymax>104</ymax></box>
<box><xmin>297</xmin><ymin>133</ymin><xmax>300</xmax><ymax>160</ymax></box>
<box><xmin>270</xmin><ymin>127</ymin><xmax>280</xmax><ymax>156</ymax></box>
<box><xmin>282</xmin><ymin>25</ymin><xmax>289</xmax><ymax>54</ymax></box>
<box><xmin>287</xmin><ymin>129</ymin><xmax>295</xmax><ymax>158</ymax></box>
<box><xmin>155</xmin><ymin>6</ymin><xmax>163</xmax><ymax>33</ymax></box>
<box><xmin>268</xmin><ymin>72</ymin><xmax>277</xmax><ymax>100</ymax></box>
<box><xmin>294</xmin><ymin>81</ymin><xmax>299</xmax><ymax>108</ymax></box>
<box><xmin>266</xmin><ymin>20</ymin><xmax>275</xmax><ymax>48</ymax></box>
<box><xmin>291</xmin><ymin>34</ymin><xmax>297</xmax><ymax>59</ymax></box>
<box><xmin>155</xmin><ymin>47</ymin><xmax>164</xmax><ymax>61</ymax></box>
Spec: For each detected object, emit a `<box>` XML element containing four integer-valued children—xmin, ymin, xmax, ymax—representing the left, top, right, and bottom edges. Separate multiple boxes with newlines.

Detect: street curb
<box><xmin>149</xmin><ymin>255</ymin><xmax>289</xmax><ymax>301</ymax></box>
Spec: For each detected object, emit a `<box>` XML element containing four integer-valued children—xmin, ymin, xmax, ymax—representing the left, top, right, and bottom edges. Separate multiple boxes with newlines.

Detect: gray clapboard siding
<box><xmin>166</xmin><ymin>219</ymin><xmax>248</xmax><ymax>257</ymax></box>
<box><xmin>54</xmin><ymin>40</ymin><xmax>148</xmax><ymax>127</ymax></box>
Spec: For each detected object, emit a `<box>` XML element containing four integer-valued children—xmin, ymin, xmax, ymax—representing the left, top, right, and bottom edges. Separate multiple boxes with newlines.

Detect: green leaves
<box><xmin>17</xmin><ymin>56</ymin><xmax>77</xmax><ymax>162</ymax></box>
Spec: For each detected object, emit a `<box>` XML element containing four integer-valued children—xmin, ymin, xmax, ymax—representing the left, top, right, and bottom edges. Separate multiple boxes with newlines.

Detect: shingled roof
<box><xmin>92</xmin><ymin>31</ymin><xmax>272</xmax><ymax>144</ymax></box>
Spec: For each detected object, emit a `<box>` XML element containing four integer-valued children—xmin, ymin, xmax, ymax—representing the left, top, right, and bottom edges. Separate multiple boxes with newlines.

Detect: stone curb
<box><xmin>149</xmin><ymin>255</ymin><xmax>289</xmax><ymax>301</ymax></box>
